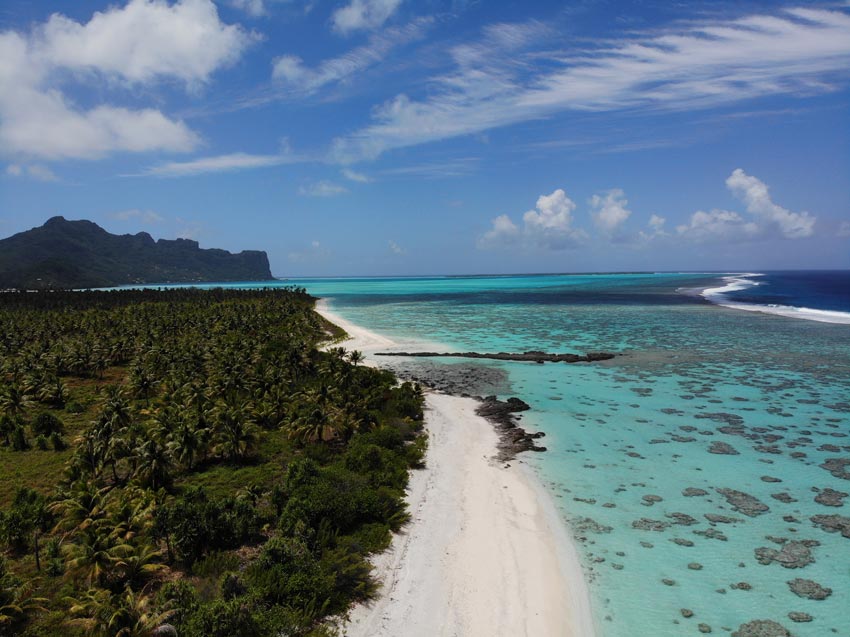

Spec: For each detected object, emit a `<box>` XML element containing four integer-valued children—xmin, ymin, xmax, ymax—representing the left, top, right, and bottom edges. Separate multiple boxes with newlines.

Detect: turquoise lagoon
<box><xmin>290</xmin><ymin>273</ymin><xmax>850</xmax><ymax>636</ymax></box>
<box><xmin>176</xmin><ymin>273</ymin><xmax>850</xmax><ymax>635</ymax></box>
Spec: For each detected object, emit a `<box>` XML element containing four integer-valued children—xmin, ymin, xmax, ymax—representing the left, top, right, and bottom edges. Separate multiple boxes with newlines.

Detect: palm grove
<box><xmin>0</xmin><ymin>288</ymin><xmax>425</xmax><ymax>636</ymax></box>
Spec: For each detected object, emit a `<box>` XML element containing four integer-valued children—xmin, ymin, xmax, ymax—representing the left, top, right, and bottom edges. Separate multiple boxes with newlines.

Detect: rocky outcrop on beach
<box><xmin>475</xmin><ymin>396</ymin><xmax>545</xmax><ymax>460</ymax></box>
<box><xmin>375</xmin><ymin>350</ymin><xmax>617</xmax><ymax>363</ymax></box>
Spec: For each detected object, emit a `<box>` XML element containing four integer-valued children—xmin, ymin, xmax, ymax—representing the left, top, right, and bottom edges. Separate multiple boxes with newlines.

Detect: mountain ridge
<box><xmin>0</xmin><ymin>216</ymin><xmax>274</xmax><ymax>288</ymax></box>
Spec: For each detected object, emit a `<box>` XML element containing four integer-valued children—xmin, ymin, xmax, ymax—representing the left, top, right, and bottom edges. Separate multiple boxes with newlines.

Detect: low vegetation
<box><xmin>0</xmin><ymin>288</ymin><xmax>425</xmax><ymax>636</ymax></box>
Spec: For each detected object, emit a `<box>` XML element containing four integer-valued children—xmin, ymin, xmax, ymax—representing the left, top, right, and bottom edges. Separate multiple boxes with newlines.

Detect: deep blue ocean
<box><xmin>719</xmin><ymin>271</ymin><xmax>850</xmax><ymax>313</ymax></box>
<box><xmin>122</xmin><ymin>271</ymin><xmax>850</xmax><ymax>635</ymax></box>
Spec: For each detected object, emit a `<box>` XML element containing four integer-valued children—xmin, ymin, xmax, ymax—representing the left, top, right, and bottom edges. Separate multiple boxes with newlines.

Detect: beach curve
<box><xmin>314</xmin><ymin>298</ymin><xmax>597</xmax><ymax>637</ymax></box>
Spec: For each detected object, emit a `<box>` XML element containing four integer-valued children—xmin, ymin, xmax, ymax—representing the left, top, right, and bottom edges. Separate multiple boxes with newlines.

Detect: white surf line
<box><xmin>701</xmin><ymin>273</ymin><xmax>850</xmax><ymax>325</ymax></box>
<box><xmin>313</xmin><ymin>297</ymin><xmax>598</xmax><ymax>637</ymax></box>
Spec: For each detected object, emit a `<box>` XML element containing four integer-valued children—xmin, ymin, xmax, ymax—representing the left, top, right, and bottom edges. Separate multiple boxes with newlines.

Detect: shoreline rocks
<box><xmin>474</xmin><ymin>395</ymin><xmax>546</xmax><ymax>461</ymax></box>
<box><xmin>376</xmin><ymin>350</ymin><xmax>617</xmax><ymax>363</ymax></box>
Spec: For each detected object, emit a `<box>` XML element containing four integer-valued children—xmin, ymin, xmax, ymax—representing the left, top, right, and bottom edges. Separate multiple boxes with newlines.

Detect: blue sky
<box><xmin>1</xmin><ymin>0</ymin><xmax>849</xmax><ymax>276</ymax></box>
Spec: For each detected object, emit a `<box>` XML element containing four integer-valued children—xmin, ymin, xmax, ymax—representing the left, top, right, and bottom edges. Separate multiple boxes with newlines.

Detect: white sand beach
<box><xmin>315</xmin><ymin>299</ymin><xmax>596</xmax><ymax>637</ymax></box>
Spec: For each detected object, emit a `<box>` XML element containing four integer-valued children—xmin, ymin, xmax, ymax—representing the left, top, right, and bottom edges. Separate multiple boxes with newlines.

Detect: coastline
<box><xmin>314</xmin><ymin>298</ymin><xmax>597</xmax><ymax>637</ymax></box>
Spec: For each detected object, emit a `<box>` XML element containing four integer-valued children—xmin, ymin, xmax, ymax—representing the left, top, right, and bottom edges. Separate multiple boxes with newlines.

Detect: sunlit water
<box><xmin>140</xmin><ymin>273</ymin><xmax>850</xmax><ymax>635</ymax></box>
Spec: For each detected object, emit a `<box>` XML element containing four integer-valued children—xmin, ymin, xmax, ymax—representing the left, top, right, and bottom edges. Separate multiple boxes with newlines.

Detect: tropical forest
<box><xmin>0</xmin><ymin>287</ymin><xmax>425</xmax><ymax>637</ymax></box>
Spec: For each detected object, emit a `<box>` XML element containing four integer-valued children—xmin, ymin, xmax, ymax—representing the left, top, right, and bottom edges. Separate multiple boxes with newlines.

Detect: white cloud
<box><xmin>298</xmin><ymin>180</ymin><xmax>348</xmax><ymax>197</ymax></box>
<box><xmin>648</xmin><ymin>214</ymin><xmax>666</xmax><ymax>232</ymax></box>
<box><xmin>676</xmin><ymin>169</ymin><xmax>815</xmax><ymax>242</ymax></box>
<box><xmin>230</xmin><ymin>0</ymin><xmax>267</xmax><ymax>17</ymax></box>
<box><xmin>109</xmin><ymin>209</ymin><xmax>164</xmax><ymax>224</ymax></box>
<box><xmin>480</xmin><ymin>188</ymin><xmax>587</xmax><ymax>250</ymax></box>
<box><xmin>332</xmin><ymin>7</ymin><xmax>850</xmax><ymax>161</ymax></box>
<box><xmin>388</xmin><ymin>240</ymin><xmax>405</xmax><ymax>254</ymax></box>
<box><xmin>837</xmin><ymin>220</ymin><xmax>850</xmax><ymax>238</ymax></box>
<box><xmin>5</xmin><ymin>163</ymin><xmax>58</xmax><ymax>181</ymax></box>
<box><xmin>676</xmin><ymin>209</ymin><xmax>760</xmax><ymax>242</ymax></box>
<box><xmin>139</xmin><ymin>152</ymin><xmax>293</xmax><ymax>177</ymax></box>
<box><xmin>0</xmin><ymin>1</ymin><xmax>251</xmax><ymax>160</ymax></box>
<box><xmin>342</xmin><ymin>168</ymin><xmax>372</xmax><ymax>182</ymax></box>
<box><xmin>38</xmin><ymin>0</ymin><xmax>252</xmax><ymax>85</ymax></box>
<box><xmin>726</xmin><ymin>168</ymin><xmax>815</xmax><ymax>238</ymax></box>
<box><xmin>331</xmin><ymin>0</ymin><xmax>402</xmax><ymax>35</ymax></box>
<box><xmin>272</xmin><ymin>18</ymin><xmax>429</xmax><ymax>95</ymax></box>
<box><xmin>590</xmin><ymin>189</ymin><xmax>631</xmax><ymax>234</ymax></box>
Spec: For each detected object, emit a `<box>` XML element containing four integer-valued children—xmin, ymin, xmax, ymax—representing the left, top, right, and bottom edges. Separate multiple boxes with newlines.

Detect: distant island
<box><xmin>0</xmin><ymin>216</ymin><xmax>274</xmax><ymax>289</ymax></box>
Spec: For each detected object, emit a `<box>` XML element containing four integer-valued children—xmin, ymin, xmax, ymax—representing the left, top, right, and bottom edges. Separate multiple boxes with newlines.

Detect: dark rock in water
<box><xmin>681</xmin><ymin>609</ymin><xmax>694</xmax><ymax>618</ymax></box>
<box><xmin>716</xmin><ymin>488</ymin><xmax>770</xmax><ymax>517</ymax></box>
<box><xmin>632</xmin><ymin>518</ymin><xmax>670</xmax><ymax>531</ymax></box>
<box><xmin>771</xmin><ymin>492</ymin><xmax>797</xmax><ymax>503</ymax></box>
<box><xmin>683</xmin><ymin>487</ymin><xmax>709</xmax><ymax>497</ymax></box>
<box><xmin>698</xmin><ymin>623</ymin><xmax>712</xmax><ymax>633</ymax></box>
<box><xmin>787</xmin><ymin>578</ymin><xmax>832</xmax><ymax>600</ymax></box>
<box><xmin>572</xmin><ymin>517</ymin><xmax>613</xmax><ymax>536</ymax></box>
<box><xmin>662</xmin><ymin>578</ymin><xmax>676</xmax><ymax>586</ymax></box>
<box><xmin>642</xmin><ymin>494</ymin><xmax>663</xmax><ymax>506</ymax></box>
<box><xmin>787</xmin><ymin>612</ymin><xmax>812</xmax><ymax>623</ymax></box>
<box><xmin>755</xmin><ymin>541</ymin><xmax>817</xmax><ymax>568</ymax></box>
<box><xmin>732</xmin><ymin>619</ymin><xmax>792</xmax><ymax>637</ymax></box>
<box><xmin>761</xmin><ymin>476</ymin><xmax>782</xmax><ymax>483</ymax></box>
<box><xmin>814</xmin><ymin>487</ymin><xmax>848</xmax><ymax>507</ymax></box>
<box><xmin>696</xmin><ymin>412</ymin><xmax>745</xmax><ymax>425</ymax></box>
<box><xmin>820</xmin><ymin>457</ymin><xmax>850</xmax><ymax>480</ymax></box>
<box><xmin>694</xmin><ymin>527</ymin><xmax>727</xmax><ymax>541</ymax></box>
<box><xmin>705</xmin><ymin>513</ymin><xmax>740</xmax><ymax>524</ymax></box>
<box><xmin>730</xmin><ymin>581</ymin><xmax>752</xmax><ymax>590</ymax></box>
<box><xmin>474</xmin><ymin>396</ymin><xmax>543</xmax><ymax>460</ymax></box>
<box><xmin>687</xmin><ymin>562</ymin><xmax>703</xmax><ymax>570</ymax></box>
<box><xmin>672</xmin><ymin>538</ymin><xmax>694</xmax><ymax>547</ymax></box>
<box><xmin>668</xmin><ymin>512</ymin><xmax>698</xmax><ymax>526</ymax></box>
<box><xmin>809</xmin><ymin>513</ymin><xmax>850</xmax><ymax>538</ymax></box>
<box><xmin>709</xmin><ymin>441</ymin><xmax>740</xmax><ymax>455</ymax></box>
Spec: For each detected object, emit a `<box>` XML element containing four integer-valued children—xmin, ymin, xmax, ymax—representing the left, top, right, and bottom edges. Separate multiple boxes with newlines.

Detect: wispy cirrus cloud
<box><xmin>138</xmin><ymin>152</ymin><xmax>297</xmax><ymax>178</ymax></box>
<box><xmin>332</xmin><ymin>7</ymin><xmax>850</xmax><ymax>162</ymax></box>
<box><xmin>272</xmin><ymin>17</ymin><xmax>431</xmax><ymax>96</ymax></box>
<box><xmin>298</xmin><ymin>180</ymin><xmax>348</xmax><ymax>197</ymax></box>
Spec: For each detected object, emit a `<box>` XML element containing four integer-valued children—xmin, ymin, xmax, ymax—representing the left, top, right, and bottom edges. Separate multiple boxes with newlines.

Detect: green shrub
<box><xmin>31</xmin><ymin>412</ymin><xmax>64</xmax><ymax>437</ymax></box>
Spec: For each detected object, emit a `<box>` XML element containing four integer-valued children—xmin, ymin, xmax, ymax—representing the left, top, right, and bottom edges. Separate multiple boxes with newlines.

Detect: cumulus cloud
<box><xmin>388</xmin><ymin>240</ymin><xmax>405</xmax><ymax>254</ymax></box>
<box><xmin>332</xmin><ymin>0</ymin><xmax>402</xmax><ymax>35</ymax></box>
<box><xmin>676</xmin><ymin>169</ymin><xmax>815</xmax><ymax>242</ymax></box>
<box><xmin>332</xmin><ymin>7</ymin><xmax>850</xmax><ymax>162</ymax></box>
<box><xmin>5</xmin><ymin>163</ymin><xmax>58</xmax><ymax>181</ymax></box>
<box><xmin>648</xmin><ymin>214</ymin><xmax>666</xmax><ymax>232</ymax></box>
<box><xmin>480</xmin><ymin>188</ymin><xmax>587</xmax><ymax>250</ymax></box>
<box><xmin>726</xmin><ymin>168</ymin><xmax>815</xmax><ymax>238</ymax></box>
<box><xmin>0</xmin><ymin>1</ymin><xmax>251</xmax><ymax>160</ymax></box>
<box><xmin>298</xmin><ymin>180</ymin><xmax>348</xmax><ymax>197</ymax></box>
<box><xmin>676</xmin><ymin>209</ymin><xmax>760</xmax><ymax>242</ymax></box>
<box><xmin>590</xmin><ymin>189</ymin><xmax>631</xmax><ymax>235</ymax></box>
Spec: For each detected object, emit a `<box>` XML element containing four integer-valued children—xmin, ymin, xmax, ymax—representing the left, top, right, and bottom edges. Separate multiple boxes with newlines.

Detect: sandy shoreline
<box><xmin>315</xmin><ymin>299</ymin><xmax>596</xmax><ymax>637</ymax></box>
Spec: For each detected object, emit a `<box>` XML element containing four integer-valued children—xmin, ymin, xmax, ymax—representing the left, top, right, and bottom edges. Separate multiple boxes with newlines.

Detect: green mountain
<box><xmin>0</xmin><ymin>216</ymin><xmax>274</xmax><ymax>289</ymax></box>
